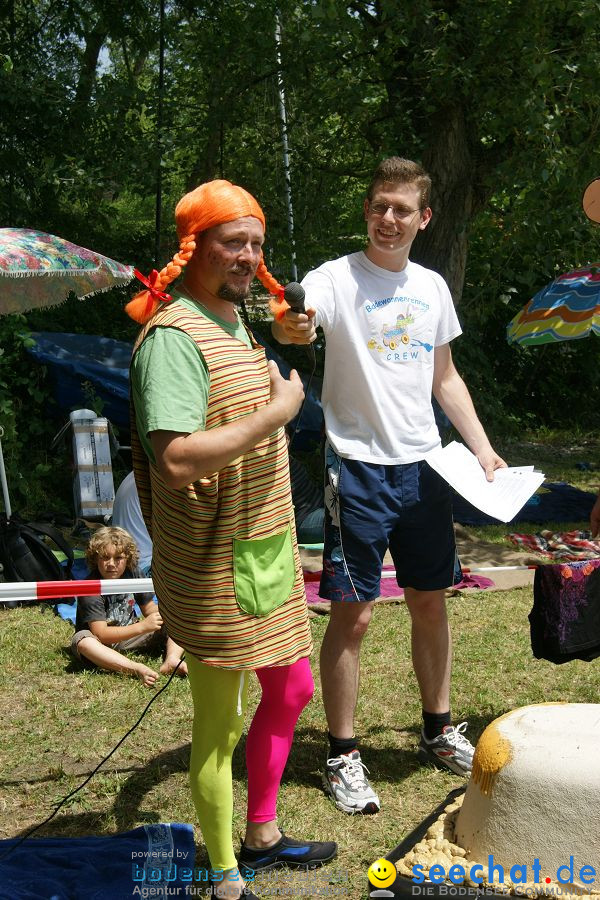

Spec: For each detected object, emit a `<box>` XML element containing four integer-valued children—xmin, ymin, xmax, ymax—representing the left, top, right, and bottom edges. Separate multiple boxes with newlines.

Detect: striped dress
<box><xmin>130</xmin><ymin>301</ymin><xmax>312</xmax><ymax>669</ymax></box>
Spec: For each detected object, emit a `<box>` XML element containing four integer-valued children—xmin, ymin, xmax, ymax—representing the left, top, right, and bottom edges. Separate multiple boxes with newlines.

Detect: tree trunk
<box><xmin>411</xmin><ymin>104</ymin><xmax>475</xmax><ymax>304</ymax></box>
<box><xmin>72</xmin><ymin>27</ymin><xmax>107</xmax><ymax>117</ymax></box>
<box><xmin>185</xmin><ymin>120</ymin><xmax>223</xmax><ymax>190</ymax></box>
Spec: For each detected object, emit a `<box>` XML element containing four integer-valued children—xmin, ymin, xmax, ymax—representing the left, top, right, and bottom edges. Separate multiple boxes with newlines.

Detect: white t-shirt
<box><xmin>302</xmin><ymin>251</ymin><xmax>462</xmax><ymax>464</ymax></box>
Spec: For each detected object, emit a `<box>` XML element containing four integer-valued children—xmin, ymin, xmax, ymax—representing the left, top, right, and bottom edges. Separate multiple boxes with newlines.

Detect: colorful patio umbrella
<box><xmin>0</xmin><ymin>228</ymin><xmax>134</xmax><ymax>519</ymax></box>
<box><xmin>0</xmin><ymin>227</ymin><xmax>134</xmax><ymax>316</ymax></box>
<box><xmin>506</xmin><ymin>264</ymin><xmax>600</xmax><ymax>347</ymax></box>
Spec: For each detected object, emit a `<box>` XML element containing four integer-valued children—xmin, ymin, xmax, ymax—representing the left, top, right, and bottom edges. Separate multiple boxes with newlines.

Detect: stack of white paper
<box><xmin>424</xmin><ymin>441</ymin><xmax>545</xmax><ymax>523</ymax></box>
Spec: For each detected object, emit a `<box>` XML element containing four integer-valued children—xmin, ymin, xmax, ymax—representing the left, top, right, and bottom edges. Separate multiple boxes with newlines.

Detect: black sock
<box><xmin>328</xmin><ymin>732</ymin><xmax>358</xmax><ymax>758</ymax></box>
<box><xmin>422</xmin><ymin>710</ymin><xmax>451</xmax><ymax>741</ymax></box>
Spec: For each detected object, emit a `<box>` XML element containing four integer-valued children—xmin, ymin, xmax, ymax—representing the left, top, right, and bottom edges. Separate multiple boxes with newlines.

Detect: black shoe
<box><xmin>238</xmin><ymin>832</ymin><xmax>338</xmax><ymax>872</ymax></box>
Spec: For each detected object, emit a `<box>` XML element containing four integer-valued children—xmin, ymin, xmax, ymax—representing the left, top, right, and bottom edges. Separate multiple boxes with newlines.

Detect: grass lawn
<box><xmin>501</xmin><ymin>432</ymin><xmax>598</xmax><ymax>488</ymax></box>
<box><xmin>1</xmin><ymin>585</ymin><xmax>599</xmax><ymax>899</ymax></box>
<box><xmin>0</xmin><ymin>431</ymin><xmax>598</xmax><ymax>898</ymax></box>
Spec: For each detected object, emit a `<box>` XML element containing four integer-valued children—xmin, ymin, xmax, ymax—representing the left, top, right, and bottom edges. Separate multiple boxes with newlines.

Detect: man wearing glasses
<box><xmin>272</xmin><ymin>156</ymin><xmax>505</xmax><ymax>815</ymax></box>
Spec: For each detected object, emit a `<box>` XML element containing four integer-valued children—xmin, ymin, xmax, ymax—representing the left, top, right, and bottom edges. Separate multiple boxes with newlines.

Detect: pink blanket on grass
<box><xmin>303</xmin><ymin>566</ymin><xmax>494</xmax><ymax>605</ymax></box>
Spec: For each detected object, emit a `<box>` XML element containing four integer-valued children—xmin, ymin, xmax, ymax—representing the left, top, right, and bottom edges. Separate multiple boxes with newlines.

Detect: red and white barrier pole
<box><xmin>379</xmin><ymin>564</ymin><xmax>537</xmax><ymax>579</ymax></box>
<box><xmin>0</xmin><ymin>578</ymin><xmax>154</xmax><ymax>604</ymax></box>
<box><xmin>303</xmin><ymin>565</ymin><xmax>539</xmax><ymax>584</ymax></box>
<box><xmin>0</xmin><ymin>565</ymin><xmax>541</xmax><ymax>604</ymax></box>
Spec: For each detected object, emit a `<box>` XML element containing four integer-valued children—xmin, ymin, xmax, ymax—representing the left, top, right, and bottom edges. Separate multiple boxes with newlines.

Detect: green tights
<box><xmin>187</xmin><ymin>653</ymin><xmax>248</xmax><ymax>871</ymax></box>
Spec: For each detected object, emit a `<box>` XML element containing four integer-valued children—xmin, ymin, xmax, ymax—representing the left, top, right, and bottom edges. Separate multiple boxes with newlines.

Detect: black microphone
<box><xmin>283</xmin><ymin>281</ymin><xmax>315</xmax><ymax>366</ymax></box>
<box><xmin>284</xmin><ymin>281</ymin><xmax>306</xmax><ymax>312</ymax></box>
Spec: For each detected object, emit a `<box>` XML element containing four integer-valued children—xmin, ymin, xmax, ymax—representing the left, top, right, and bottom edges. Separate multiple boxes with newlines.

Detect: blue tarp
<box><xmin>23</xmin><ymin>333</ymin><xmax>596</xmax><ymax>525</ymax></box>
<box><xmin>28</xmin><ymin>332</ymin><xmax>133</xmax><ymax>429</ymax></box>
<box><xmin>27</xmin><ymin>331</ymin><xmax>323</xmax><ymax>446</ymax></box>
<box><xmin>0</xmin><ymin>822</ymin><xmax>195</xmax><ymax>900</ymax></box>
<box><xmin>451</xmin><ymin>481</ymin><xmax>597</xmax><ymax>526</ymax></box>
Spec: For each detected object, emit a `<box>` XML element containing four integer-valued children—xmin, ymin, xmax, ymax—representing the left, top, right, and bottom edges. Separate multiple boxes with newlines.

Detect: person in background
<box><xmin>290</xmin><ymin>453</ymin><xmax>325</xmax><ymax>544</ymax></box>
<box><xmin>285</xmin><ymin>428</ymin><xmax>325</xmax><ymax>545</ymax></box>
<box><xmin>272</xmin><ymin>156</ymin><xmax>506</xmax><ymax>815</ymax></box>
<box><xmin>70</xmin><ymin>525</ymin><xmax>186</xmax><ymax>686</ymax></box>
<box><xmin>112</xmin><ymin>471</ymin><xmax>153</xmax><ymax>574</ymax></box>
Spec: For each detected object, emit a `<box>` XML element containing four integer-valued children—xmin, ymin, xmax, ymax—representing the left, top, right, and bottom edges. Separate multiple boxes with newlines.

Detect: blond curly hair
<box><xmin>86</xmin><ymin>526</ymin><xmax>139</xmax><ymax>572</ymax></box>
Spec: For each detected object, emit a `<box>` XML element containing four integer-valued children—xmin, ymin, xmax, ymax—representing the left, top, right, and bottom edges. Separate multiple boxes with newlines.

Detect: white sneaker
<box><xmin>322</xmin><ymin>750</ymin><xmax>380</xmax><ymax>814</ymax></box>
<box><xmin>417</xmin><ymin>721</ymin><xmax>475</xmax><ymax>776</ymax></box>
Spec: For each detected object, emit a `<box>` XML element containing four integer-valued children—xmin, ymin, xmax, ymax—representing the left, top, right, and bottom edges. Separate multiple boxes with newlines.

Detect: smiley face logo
<box><xmin>368</xmin><ymin>858</ymin><xmax>396</xmax><ymax>888</ymax></box>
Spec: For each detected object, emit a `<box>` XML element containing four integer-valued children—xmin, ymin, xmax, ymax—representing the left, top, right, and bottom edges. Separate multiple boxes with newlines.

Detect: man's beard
<box><xmin>217</xmin><ymin>280</ymin><xmax>251</xmax><ymax>305</ymax></box>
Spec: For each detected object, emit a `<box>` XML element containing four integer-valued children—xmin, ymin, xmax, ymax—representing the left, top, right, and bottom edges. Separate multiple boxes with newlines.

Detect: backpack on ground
<box><xmin>0</xmin><ymin>515</ymin><xmax>74</xmax><ymax>609</ymax></box>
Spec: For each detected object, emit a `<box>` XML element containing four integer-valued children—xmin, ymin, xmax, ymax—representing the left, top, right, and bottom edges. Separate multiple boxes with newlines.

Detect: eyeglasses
<box><xmin>368</xmin><ymin>202</ymin><xmax>422</xmax><ymax>222</ymax></box>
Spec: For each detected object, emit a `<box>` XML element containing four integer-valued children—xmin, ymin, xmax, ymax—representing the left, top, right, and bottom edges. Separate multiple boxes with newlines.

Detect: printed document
<box><xmin>425</xmin><ymin>441</ymin><xmax>545</xmax><ymax>523</ymax></box>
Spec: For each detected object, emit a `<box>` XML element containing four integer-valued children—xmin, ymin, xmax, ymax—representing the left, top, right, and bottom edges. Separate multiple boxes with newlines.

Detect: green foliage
<box><xmin>1</xmin><ymin>0</ymin><xmax>600</xmax><ymax>511</ymax></box>
<box><xmin>2</xmin><ymin>572</ymin><xmax>600</xmax><ymax>894</ymax></box>
<box><xmin>0</xmin><ymin>318</ymin><xmax>71</xmax><ymax>517</ymax></box>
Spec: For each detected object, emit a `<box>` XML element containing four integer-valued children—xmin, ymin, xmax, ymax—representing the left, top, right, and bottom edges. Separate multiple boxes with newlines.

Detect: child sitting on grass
<box><xmin>70</xmin><ymin>526</ymin><xmax>187</xmax><ymax>686</ymax></box>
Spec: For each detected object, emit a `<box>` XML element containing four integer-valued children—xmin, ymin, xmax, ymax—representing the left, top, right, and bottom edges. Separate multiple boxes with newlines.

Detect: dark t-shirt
<box><xmin>74</xmin><ymin>567</ymin><xmax>154</xmax><ymax>633</ymax></box>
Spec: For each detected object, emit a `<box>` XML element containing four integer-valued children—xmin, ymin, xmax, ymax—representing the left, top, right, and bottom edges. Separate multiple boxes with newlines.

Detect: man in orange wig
<box><xmin>128</xmin><ymin>180</ymin><xmax>336</xmax><ymax>899</ymax></box>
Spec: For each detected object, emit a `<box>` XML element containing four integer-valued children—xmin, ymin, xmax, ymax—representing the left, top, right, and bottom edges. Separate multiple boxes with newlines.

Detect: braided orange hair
<box><xmin>126</xmin><ymin>179</ymin><xmax>285</xmax><ymax>324</ymax></box>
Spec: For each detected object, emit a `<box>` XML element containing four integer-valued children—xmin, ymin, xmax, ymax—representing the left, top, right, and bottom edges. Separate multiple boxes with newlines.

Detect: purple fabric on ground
<box><xmin>529</xmin><ymin>559</ymin><xmax>600</xmax><ymax>663</ymax></box>
<box><xmin>304</xmin><ymin>568</ymin><xmax>494</xmax><ymax>604</ymax></box>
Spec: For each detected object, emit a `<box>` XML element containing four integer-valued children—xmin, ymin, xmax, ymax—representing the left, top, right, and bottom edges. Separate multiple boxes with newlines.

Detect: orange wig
<box><xmin>126</xmin><ymin>179</ymin><xmax>284</xmax><ymax>324</ymax></box>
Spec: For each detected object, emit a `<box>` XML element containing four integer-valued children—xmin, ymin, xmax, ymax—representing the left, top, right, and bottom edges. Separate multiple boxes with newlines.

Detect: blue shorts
<box><xmin>320</xmin><ymin>444</ymin><xmax>455</xmax><ymax>602</ymax></box>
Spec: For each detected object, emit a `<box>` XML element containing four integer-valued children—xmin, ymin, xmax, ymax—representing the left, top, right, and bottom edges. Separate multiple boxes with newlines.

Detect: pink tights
<box><xmin>246</xmin><ymin>655</ymin><xmax>314</xmax><ymax>822</ymax></box>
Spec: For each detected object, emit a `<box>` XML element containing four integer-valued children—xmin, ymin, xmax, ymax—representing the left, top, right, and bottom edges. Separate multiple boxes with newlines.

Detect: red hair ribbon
<box><xmin>133</xmin><ymin>269</ymin><xmax>172</xmax><ymax>305</ymax></box>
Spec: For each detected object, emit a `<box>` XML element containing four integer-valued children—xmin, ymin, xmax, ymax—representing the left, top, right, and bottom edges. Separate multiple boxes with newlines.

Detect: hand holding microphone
<box><xmin>282</xmin><ymin>282</ymin><xmax>317</xmax><ymax>367</ymax></box>
<box><xmin>282</xmin><ymin>282</ymin><xmax>317</xmax><ymax>346</ymax></box>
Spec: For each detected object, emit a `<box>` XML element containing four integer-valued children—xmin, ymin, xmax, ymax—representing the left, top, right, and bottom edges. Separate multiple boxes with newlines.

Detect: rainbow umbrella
<box><xmin>0</xmin><ymin>228</ymin><xmax>134</xmax><ymax>316</ymax></box>
<box><xmin>507</xmin><ymin>264</ymin><xmax>600</xmax><ymax>346</ymax></box>
<box><xmin>0</xmin><ymin>228</ymin><xmax>134</xmax><ymax>519</ymax></box>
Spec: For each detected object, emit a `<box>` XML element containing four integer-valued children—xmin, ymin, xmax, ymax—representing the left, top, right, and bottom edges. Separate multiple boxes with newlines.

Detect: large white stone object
<box><xmin>456</xmin><ymin>704</ymin><xmax>600</xmax><ymax>891</ymax></box>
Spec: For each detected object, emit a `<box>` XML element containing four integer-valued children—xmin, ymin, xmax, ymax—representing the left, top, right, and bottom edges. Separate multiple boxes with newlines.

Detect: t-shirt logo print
<box><xmin>381</xmin><ymin>311</ymin><xmax>414</xmax><ymax>349</ymax></box>
<box><xmin>366</xmin><ymin>301</ymin><xmax>433</xmax><ymax>360</ymax></box>
<box><xmin>367</xmin><ymin>303</ymin><xmax>433</xmax><ymax>363</ymax></box>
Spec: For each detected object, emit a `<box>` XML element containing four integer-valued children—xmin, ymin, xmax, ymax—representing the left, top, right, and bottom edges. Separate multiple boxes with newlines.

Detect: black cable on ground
<box><xmin>0</xmin><ymin>657</ymin><xmax>185</xmax><ymax>862</ymax></box>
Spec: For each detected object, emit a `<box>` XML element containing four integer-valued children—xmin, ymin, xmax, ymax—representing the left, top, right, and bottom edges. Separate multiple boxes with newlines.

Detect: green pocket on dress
<box><xmin>233</xmin><ymin>526</ymin><xmax>295</xmax><ymax>617</ymax></box>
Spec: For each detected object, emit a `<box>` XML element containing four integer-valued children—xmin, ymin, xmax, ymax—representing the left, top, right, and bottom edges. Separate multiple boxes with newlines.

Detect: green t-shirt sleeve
<box><xmin>131</xmin><ymin>326</ymin><xmax>209</xmax><ymax>447</ymax></box>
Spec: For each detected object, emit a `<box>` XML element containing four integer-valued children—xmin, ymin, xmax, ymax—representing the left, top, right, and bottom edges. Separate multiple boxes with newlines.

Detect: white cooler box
<box><xmin>70</xmin><ymin>409</ymin><xmax>115</xmax><ymax>519</ymax></box>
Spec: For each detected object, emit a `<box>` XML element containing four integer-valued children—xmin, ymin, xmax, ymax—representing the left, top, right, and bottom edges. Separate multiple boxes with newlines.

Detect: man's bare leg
<box><xmin>405</xmin><ymin>587</ymin><xmax>473</xmax><ymax>775</ymax></box>
<box><xmin>319</xmin><ymin>600</ymin><xmax>380</xmax><ymax>813</ymax></box>
<box><xmin>319</xmin><ymin>600</ymin><xmax>374</xmax><ymax>738</ymax></box>
<box><xmin>404</xmin><ymin>587</ymin><xmax>451</xmax><ymax>712</ymax></box>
